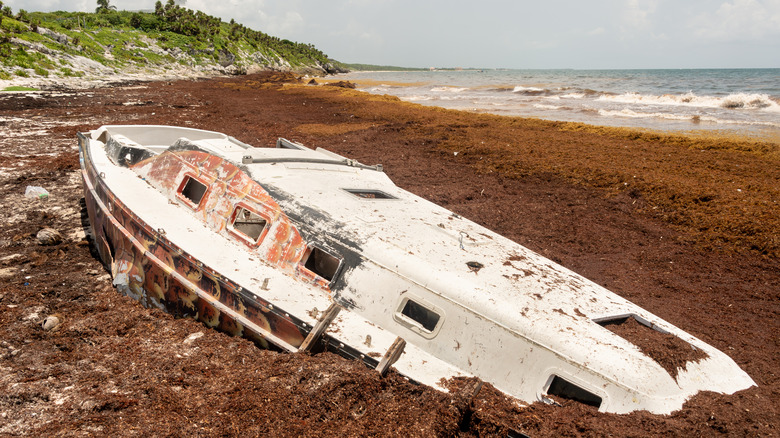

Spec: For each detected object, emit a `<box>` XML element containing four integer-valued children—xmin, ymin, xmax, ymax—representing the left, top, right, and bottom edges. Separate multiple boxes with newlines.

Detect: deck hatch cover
<box><xmin>303</xmin><ymin>247</ymin><xmax>341</xmax><ymax>282</ymax></box>
<box><xmin>180</xmin><ymin>176</ymin><xmax>208</xmax><ymax>206</ymax></box>
<box><xmin>546</xmin><ymin>375</ymin><xmax>602</xmax><ymax>408</ymax></box>
<box><xmin>401</xmin><ymin>299</ymin><xmax>440</xmax><ymax>332</ymax></box>
<box><xmin>343</xmin><ymin>189</ymin><xmax>396</xmax><ymax>200</ymax></box>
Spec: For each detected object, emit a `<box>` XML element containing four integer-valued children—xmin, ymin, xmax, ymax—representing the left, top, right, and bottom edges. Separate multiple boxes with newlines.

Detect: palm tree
<box><xmin>95</xmin><ymin>0</ymin><xmax>116</xmax><ymax>13</ymax></box>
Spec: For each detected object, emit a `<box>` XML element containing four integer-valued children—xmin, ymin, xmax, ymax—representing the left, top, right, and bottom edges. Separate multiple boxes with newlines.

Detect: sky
<box><xmin>6</xmin><ymin>0</ymin><xmax>780</xmax><ymax>69</ymax></box>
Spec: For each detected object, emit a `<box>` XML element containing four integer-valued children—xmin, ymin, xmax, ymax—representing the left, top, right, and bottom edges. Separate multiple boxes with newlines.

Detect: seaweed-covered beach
<box><xmin>0</xmin><ymin>72</ymin><xmax>778</xmax><ymax>436</ymax></box>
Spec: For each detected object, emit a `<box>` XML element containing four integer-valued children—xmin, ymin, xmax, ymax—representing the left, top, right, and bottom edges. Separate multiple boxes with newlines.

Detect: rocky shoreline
<box><xmin>0</xmin><ymin>59</ymin><xmax>327</xmax><ymax>92</ymax></box>
<box><xmin>2</xmin><ymin>15</ymin><xmax>344</xmax><ymax>91</ymax></box>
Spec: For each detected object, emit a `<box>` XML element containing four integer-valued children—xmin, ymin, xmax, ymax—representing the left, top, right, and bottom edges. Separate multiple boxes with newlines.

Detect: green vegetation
<box><xmin>2</xmin><ymin>85</ymin><xmax>38</xmax><ymax>91</ymax></box>
<box><xmin>0</xmin><ymin>0</ymin><xmax>343</xmax><ymax>80</ymax></box>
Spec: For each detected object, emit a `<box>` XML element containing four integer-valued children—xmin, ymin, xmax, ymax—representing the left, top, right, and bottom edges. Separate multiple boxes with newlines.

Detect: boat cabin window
<box><xmin>179</xmin><ymin>176</ymin><xmax>208</xmax><ymax>207</ymax></box>
<box><xmin>400</xmin><ymin>299</ymin><xmax>440</xmax><ymax>332</ymax></box>
<box><xmin>546</xmin><ymin>375</ymin><xmax>602</xmax><ymax>408</ymax></box>
<box><xmin>302</xmin><ymin>246</ymin><xmax>341</xmax><ymax>282</ymax></box>
<box><xmin>230</xmin><ymin>206</ymin><xmax>269</xmax><ymax>243</ymax></box>
<box><xmin>344</xmin><ymin>189</ymin><xmax>396</xmax><ymax>199</ymax></box>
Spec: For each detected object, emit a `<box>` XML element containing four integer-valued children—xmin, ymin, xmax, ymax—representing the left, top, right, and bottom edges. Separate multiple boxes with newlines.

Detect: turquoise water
<box><xmin>336</xmin><ymin>69</ymin><xmax>780</xmax><ymax>139</ymax></box>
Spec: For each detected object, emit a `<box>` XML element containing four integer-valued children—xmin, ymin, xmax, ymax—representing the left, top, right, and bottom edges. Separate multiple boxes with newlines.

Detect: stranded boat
<box><xmin>78</xmin><ymin>125</ymin><xmax>754</xmax><ymax>414</ymax></box>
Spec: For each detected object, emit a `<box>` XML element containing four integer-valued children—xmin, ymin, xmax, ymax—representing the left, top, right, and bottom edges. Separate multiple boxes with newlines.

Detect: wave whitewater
<box><xmin>340</xmin><ymin>69</ymin><xmax>780</xmax><ymax>140</ymax></box>
<box><xmin>598</xmin><ymin>92</ymin><xmax>780</xmax><ymax>112</ymax></box>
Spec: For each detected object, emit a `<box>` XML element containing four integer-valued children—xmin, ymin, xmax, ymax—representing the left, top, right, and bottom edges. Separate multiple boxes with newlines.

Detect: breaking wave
<box><xmin>512</xmin><ymin>86</ymin><xmax>549</xmax><ymax>95</ymax></box>
<box><xmin>340</xmin><ymin>69</ymin><xmax>780</xmax><ymax>139</ymax></box>
<box><xmin>430</xmin><ymin>86</ymin><xmax>468</xmax><ymax>93</ymax></box>
<box><xmin>598</xmin><ymin>108</ymin><xmax>780</xmax><ymax>128</ymax></box>
<box><xmin>405</xmin><ymin>95</ymin><xmax>434</xmax><ymax>101</ymax></box>
<box><xmin>533</xmin><ymin>104</ymin><xmax>563</xmax><ymax>110</ymax></box>
<box><xmin>598</xmin><ymin>92</ymin><xmax>780</xmax><ymax>112</ymax></box>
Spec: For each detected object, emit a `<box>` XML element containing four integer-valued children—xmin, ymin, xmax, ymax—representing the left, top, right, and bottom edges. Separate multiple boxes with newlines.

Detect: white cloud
<box><xmin>617</xmin><ymin>0</ymin><xmax>677</xmax><ymax>42</ymax></box>
<box><xmin>587</xmin><ymin>27</ymin><xmax>606</xmax><ymax>36</ymax></box>
<box><xmin>178</xmin><ymin>0</ymin><xmax>309</xmax><ymax>40</ymax></box>
<box><xmin>329</xmin><ymin>20</ymin><xmax>380</xmax><ymax>43</ymax></box>
<box><xmin>620</xmin><ymin>0</ymin><xmax>660</xmax><ymax>33</ymax></box>
<box><xmin>690</xmin><ymin>0</ymin><xmax>780</xmax><ymax>41</ymax></box>
<box><xmin>184</xmin><ymin>0</ymin><xmax>260</xmax><ymax>23</ymax></box>
<box><xmin>6</xmin><ymin>0</ymin><xmax>93</xmax><ymax>12</ymax></box>
<box><xmin>261</xmin><ymin>10</ymin><xmax>304</xmax><ymax>36</ymax></box>
<box><xmin>345</xmin><ymin>0</ymin><xmax>388</xmax><ymax>5</ymax></box>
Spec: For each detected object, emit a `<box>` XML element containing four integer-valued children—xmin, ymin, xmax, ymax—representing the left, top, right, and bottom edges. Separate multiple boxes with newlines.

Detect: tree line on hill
<box><xmin>1</xmin><ymin>0</ymin><xmax>338</xmax><ymax>72</ymax></box>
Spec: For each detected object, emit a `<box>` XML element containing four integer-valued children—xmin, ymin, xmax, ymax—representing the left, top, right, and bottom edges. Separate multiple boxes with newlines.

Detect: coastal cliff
<box><xmin>0</xmin><ymin>5</ymin><xmax>347</xmax><ymax>87</ymax></box>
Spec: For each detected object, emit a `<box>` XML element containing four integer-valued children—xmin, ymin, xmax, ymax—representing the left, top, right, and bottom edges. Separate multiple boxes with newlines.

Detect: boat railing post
<box><xmin>298</xmin><ymin>302</ymin><xmax>342</xmax><ymax>353</ymax></box>
<box><xmin>376</xmin><ymin>337</ymin><xmax>406</xmax><ymax>377</ymax></box>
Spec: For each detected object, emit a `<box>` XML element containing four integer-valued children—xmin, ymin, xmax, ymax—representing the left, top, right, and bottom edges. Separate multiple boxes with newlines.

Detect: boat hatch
<box><xmin>343</xmin><ymin>188</ymin><xmax>397</xmax><ymax>200</ymax></box>
<box><xmin>546</xmin><ymin>375</ymin><xmax>603</xmax><ymax>408</ymax></box>
<box><xmin>594</xmin><ymin>313</ymin><xmax>668</xmax><ymax>333</ymax></box>
<box><xmin>301</xmin><ymin>246</ymin><xmax>341</xmax><ymax>282</ymax></box>
<box><xmin>178</xmin><ymin>175</ymin><xmax>208</xmax><ymax>208</ymax></box>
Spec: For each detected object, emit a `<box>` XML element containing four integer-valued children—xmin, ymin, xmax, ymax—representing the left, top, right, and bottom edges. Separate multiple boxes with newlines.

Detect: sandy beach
<box><xmin>0</xmin><ymin>72</ymin><xmax>777</xmax><ymax>436</ymax></box>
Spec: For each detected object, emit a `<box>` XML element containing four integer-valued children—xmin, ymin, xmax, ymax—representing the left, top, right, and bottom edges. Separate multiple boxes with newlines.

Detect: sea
<box><xmin>335</xmin><ymin>69</ymin><xmax>780</xmax><ymax>141</ymax></box>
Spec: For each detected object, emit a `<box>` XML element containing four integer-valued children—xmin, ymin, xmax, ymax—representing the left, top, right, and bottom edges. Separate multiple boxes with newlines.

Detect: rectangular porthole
<box><xmin>393</xmin><ymin>296</ymin><xmax>444</xmax><ymax>338</ymax></box>
<box><xmin>344</xmin><ymin>189</ymin><xmax>396</xmax><ymax>199</ymax></box>
<box><xmin>230</xmin><ymin>206</ymin><xmax>268</xmax><ymax>244</ymax></box>
<box><xmin>302</xmin><ymin>246</ymin><xmax>341</xmax><ymax>282</ymax></box>
<box><xmin>180</xmin><ymin>176</ymin><xmax>208</xmax><ymax>206</ymax></box>
<box><xmin>401</xmin><ymin>299</ymin><xmax>440</xmax><ymax>332</ymax></box>
<box><xmin>546</xmin><ymin>375</ymin><xmax>602</xmax><ymax>408</ymax></box>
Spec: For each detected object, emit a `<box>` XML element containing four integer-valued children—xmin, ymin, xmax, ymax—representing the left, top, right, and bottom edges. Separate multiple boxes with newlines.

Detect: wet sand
<box><xmin>0</xmin><ymin>72</ymin><xmax>777</xmax><ymax>436</ymax></box>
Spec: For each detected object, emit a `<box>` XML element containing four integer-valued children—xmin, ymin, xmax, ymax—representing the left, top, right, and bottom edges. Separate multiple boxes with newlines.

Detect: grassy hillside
<box><xmin>0</xmin><ymin>2</ymin><xmax>346</xmax><ymax>81</ymax></box>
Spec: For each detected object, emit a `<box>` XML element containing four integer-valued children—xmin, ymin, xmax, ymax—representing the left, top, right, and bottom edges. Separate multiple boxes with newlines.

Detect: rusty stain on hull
<box><xmin>80</xmin><ymin>142</ymin><xmax>357</xmax><ymax>356</ymax></box>
<box><xmin>134</xmin><ymin>149</ymin><xmax>329</xmax><ymax>288</ymax></box>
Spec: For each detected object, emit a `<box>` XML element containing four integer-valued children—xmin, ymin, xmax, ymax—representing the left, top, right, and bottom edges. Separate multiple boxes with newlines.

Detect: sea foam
<box><xmin>512</xmin><ymin>86</ymin><xmax>548</xmax><ymax>95</ymax></box>
<box><xmin>431</xmin><ymin>86</ymin><xmax>468</xmax><ymax>93</ymax></box>
<box><xmin>597</xmin><ymin>108</ymin><xmax>780</xmax><ymax>127</ymax></box>
<box><xmin>598</xmin><ymin>92</ymin><xmax>780</xmax><ymax>112</ymax></box>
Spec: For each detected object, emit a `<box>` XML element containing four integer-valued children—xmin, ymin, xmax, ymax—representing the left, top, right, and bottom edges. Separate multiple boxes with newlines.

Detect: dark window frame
<box><xmin>227</xmin><ymin>204</ymin><xmax>271</xmax><ymax>247</ymax></box>
<box><xmin>545</xmin><ymin>375</ymin><xmax>603</xmax><ymax>408</ymax></box>
<box><xmin>299</xmin><ymin>245</ymin><xmax>342</xmax><ymax>284</ymax></box>
<box><xmin>394</xmin><ymin>296</ymin><xmax>444</xmax><ymax>337</ymax></box>
<box><xmin>176</xmin><ymin>174</ymin><xmax>209</xmax><ymax>210</ymax></box>
<box><xmin>401</xmin><ymin>299</ymin><xmax>440</xmax><ymax>331</ymax></box>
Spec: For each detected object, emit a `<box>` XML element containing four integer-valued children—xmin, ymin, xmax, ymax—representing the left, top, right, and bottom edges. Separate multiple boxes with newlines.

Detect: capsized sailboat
<box><xmin>78</xmin><ymin>125</ymin><xmax>754</xmax><ymax>414</ymax></box>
